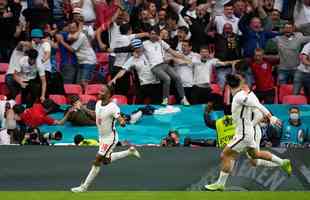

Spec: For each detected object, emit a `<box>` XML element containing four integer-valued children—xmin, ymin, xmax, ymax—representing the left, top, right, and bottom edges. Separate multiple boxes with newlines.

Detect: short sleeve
<box><xmin>37</xmin><ymin>64</ymin><xmax>46</xmax><ymax>77</ymax></box>
<box><xmin>161</xmin><ymin>40</ymin><xmax>170</xmax><ymax>50</ymax></box>
<box><xmin>301</xmin><ymin>43</ymin><xmax>310</xmax><ymax>56</ymax></box>
<box><xmin>111</xmin><ymin>103</ymin><xmax>121</xmax><ymax>119</ymax></box>
<box><xmin>128</xmin><ymin>34</ymin><xmax>136</xmax><ymax>41</ymax></box>
<box><xmin>71</xmin><ymin>33</ymin><xmax>86</xmax><ymax>51</ymax></box>
<box><xmin>42</xmin><ymin>42</ymin><xmax>51</xmax><ymax>53</ymax></box>
<box><xmin>122</xmin><ymin>57</ymin><xmax>134</xmax><ymax>70</ymax></box>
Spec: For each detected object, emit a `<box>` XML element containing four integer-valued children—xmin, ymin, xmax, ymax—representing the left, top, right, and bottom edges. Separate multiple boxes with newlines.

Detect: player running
<box><xmin>205</xmin><ymin>74</ymin><xmax>292</xmax><ymax>191</ymax></box>
<box><xmin>71</xmin><ymin>84</ymin><xmax>141</xmax><ymax>193</ymax></box>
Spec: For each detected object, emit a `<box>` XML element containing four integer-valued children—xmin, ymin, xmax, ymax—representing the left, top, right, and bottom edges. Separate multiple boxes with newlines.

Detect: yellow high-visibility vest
<box><xmin>216</xmin><ymin>116</ymin><xmax>236</xmax><ymax>149</ymax></box>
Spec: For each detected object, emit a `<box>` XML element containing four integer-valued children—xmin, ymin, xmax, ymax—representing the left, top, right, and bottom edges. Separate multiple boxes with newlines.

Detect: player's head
<box><xmin>226</xmin><ymin>74</ymin><xmax>241</xmax><ymax>89</ymax></box>
<box><xmin>98</xmin><ymin>84</ymin><xmax>114</xmax><ymax>101</ymax></box>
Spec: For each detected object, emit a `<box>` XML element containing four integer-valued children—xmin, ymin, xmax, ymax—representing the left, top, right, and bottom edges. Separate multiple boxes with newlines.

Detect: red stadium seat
<box><xmin>15</xmin><ymin>94</ymin><xmax>21</xmax><ymax>104</ymax></box>
<box><xmin>79</xmin><ymin>94</ymin><xmax>97</xmax><ymax>104</ymax></box>
<box><xmin>278</xmin><ymin>84</ymin><xmax>304</xmax><ymax>103</ymax></box>
<box><xmin>49</xmin><ymin>95</ymin><xmax>68</xmax><ymax>105</ymax></box>
<box><xmin>282</xmin><ymin>95</ymin><xmax>308</xmax><ymax>105</ymax></box>
<box><xmin>0</xmin><ymin>74</ymin><xmax>5</xmax><ymax>83</ymax></box>
<box><xmin>211</xmin><ymin>84</ymin><xmax>222</xmax><ymax>95</ymax></box>
<box><xmin>111</xmin><ymin>95</ymin><xmax>128</xmax><ymax>105</ymax></box>
<box><xmin>96</xmin><ymin>53</ymin><xmax>109</xmax><ymax>64</ymax></box>
<box><xmin>168</xmin><ymin>95</ymin><xmax>176</xmax><ymax>105</ymax></box>
<box><xmin>64</xmin><ymin>84</ymin><xmax>83</xmax><ymax>95</ymax></box>
<box><xmin>85</xmin><ymin>84</ymin><xmax>103</xmax><ymax>95</ymax></box>
<box><xmin>0</xmin><ymin>63</ymin><xmax>9</xmax><ymax>74</ymax></box>
<box><xmin>0</xmin><ymin>95</ymin><xmax>6</xmax><ymax>100</ymax></box>
<box><xmin>0</xmin><ymin>74</ymin><xmax>9</xmax><ymax>96</ymax></box>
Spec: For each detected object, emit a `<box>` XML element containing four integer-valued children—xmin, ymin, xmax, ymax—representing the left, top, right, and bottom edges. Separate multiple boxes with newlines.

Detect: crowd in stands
<box><xmin>0</xmin><ymin>0</ymin><xmax>309</xmax><ymax>146</ymax></box>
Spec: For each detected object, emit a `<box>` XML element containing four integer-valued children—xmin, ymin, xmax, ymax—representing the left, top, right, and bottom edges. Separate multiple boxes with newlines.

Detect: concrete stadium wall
<box><xmin>0</xmin><ymin>146</ymin><xmax>309</xmax><ymax>191</ymax></box>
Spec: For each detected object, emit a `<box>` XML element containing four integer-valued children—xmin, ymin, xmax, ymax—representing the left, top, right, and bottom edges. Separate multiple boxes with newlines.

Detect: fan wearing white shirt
<box><xmin>174</xmin><ymin>40</ymin><xmax>198</xmax><ymax>104</ymax></box>
<box><xmin>191</xmin><ymin>46</ymin><xmax>232</xmax><ymax>105</ymax></box>
<box><xmin>109</xmin><ymin>39</ymin><xmax>162</xmax><ymax>104</ymax></box>
<box><xmin>212</xmin><ymin>3</ymin><xmax>240</xmax><ymax>35</ymax></box>
<box><xmin>111</xmin><ymin>23</ymin><xmax>149</xmax><ymax>95</ymax></box>
<box><xmin>143</xmin><ymin>26</ymin><xmax>191</xmax><ymax>106</ymax></box>
<box><xmin>13</xmin><ymin>49</ymin><xmax>47</xmax><ymax>108</ymax></box>
<box><xmin>71</xmin><ymin>84</ymin><xmax>141</xmax><ymax>193</ymax></box>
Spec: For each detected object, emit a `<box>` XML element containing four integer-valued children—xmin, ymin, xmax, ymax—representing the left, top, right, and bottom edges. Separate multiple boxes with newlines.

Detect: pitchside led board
<box><xmin>0</xmin><ymin>147</ymin><xmax>309</xmax><ymax>191</ymax></box>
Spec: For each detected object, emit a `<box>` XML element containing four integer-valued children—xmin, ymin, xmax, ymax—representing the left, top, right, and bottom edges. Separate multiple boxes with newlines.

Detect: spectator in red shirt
<box><xmin>13</xmin><ymin>102</ymin><xmax>72</xmax><ymax>128</ymax></box>
<box><xmin>251</xmin><ymin>48</ymin><xmax>276</xmax><ymax>104</ymax></box>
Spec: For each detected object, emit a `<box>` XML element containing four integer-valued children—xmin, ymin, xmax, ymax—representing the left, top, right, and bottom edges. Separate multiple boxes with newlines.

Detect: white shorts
<box><xmin>98</xmin><ymin>131</ymin><xmax>119</xmax><ymax>158</ymax></box>
<box><xmin>254</xmin><ymin>125</ymin><xmax>262</xmax><ymax>150</ymax></box>
<box><xmin>227</xmin><ymin>120</ymin><xmax>256</xmax><ymax>153</ymax></box>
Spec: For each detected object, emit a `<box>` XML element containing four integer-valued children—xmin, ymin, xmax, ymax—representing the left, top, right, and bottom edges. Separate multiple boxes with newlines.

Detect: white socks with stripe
<box><xmin>111</xmin><ymin>150</ymin><xmax>130</xmax><ymax>162</ymax></box>
<box><xmin>83</xmin><ymin>165</ymin><xmax>100</xmax><ymax>188</ymax></box>
<box><xmin>216</xmin><ymin>171</ymin><xmax>229</xmax><ymax>185</ymax></box>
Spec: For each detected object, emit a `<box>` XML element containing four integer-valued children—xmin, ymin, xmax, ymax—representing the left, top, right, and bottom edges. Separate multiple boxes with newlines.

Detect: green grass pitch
<box><xmin>0</xmin><ymin>192</ymin><xmax>309</xmax><ymax>200</ymax></box>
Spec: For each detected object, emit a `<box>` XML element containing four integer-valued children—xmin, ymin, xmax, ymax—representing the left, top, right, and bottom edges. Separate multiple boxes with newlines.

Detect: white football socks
<box><xmin>256</xmin><ymin>159</ymin><xmax>279</xmax><ymax>167</ymax></box>
<box><xmin>216</xmin><ymin>171</ymin><xmax>229</xmax><ymax>185</ymax></box>
<box><xmin>111</xmin><ymin>150</ymin><xmax>130</xmax><ymax>162</ymax></box>
<box><xmin>83</xmin><ymin>165</ymin><xmax>100</xmax><ymax>188</ymax></box>
<box><xmin>271</xmin><ymin>154</ymin><xmax>284</xmax><ymax>165</ymax></box>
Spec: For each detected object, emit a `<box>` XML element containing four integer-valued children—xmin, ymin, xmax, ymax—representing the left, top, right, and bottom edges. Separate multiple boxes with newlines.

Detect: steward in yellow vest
<box><xmin>204</xmin><ymin>103</ymin><xmax>235</xmax><ymax>149</ymax></box>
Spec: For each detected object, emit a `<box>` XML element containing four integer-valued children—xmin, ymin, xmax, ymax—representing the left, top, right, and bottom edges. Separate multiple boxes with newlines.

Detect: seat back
<box><xmin>282</xmin><ymin>95</ymin><xmax>308</xmax><ymax>105</ymax></box>
<box><xmin>49</xmin><ymin>95</ymin><xmax>68</xmax><ymax>105</ymax></box>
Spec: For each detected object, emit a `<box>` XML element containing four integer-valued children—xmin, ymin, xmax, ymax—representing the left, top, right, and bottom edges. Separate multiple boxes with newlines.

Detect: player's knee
<box><xmin>102</xmin><ymin>157</ymin><xmax>111</xmax><ymax>165</ymax></box>
<box><xmin>247</xmin><ymin>150</ymin><xmax>258</xmax><ymax>159</ymax></box>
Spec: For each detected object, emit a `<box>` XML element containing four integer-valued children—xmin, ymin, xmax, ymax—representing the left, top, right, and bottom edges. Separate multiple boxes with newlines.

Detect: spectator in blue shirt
<box><xmin>58</xmin><ymin>31</ymin><xmax>78</xmax><ymax>84</ymax></box>
<box><xmin>281</xmin><ymin>107</ymin><xmax>308</xmax><ymax>147</ymax></box>
<box><xmin>238</xmin><ymin>8</ymin><xmax>278</xmax><ymax>58</ymax></box>
<box><xmin>238</xmin><ymin>4</ymin><xmax>279</xmax><ymax>86</ymax></box>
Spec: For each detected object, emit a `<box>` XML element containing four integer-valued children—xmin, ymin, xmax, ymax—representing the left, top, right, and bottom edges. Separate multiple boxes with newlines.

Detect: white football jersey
<box><xmin>95</xmin><ymin>101</ymin><xmax>120</xmax><ymax>137</ymax></box>
<box><xmin>232</xmin><ymin>90</ymin><xmax>270</xmax><ymax>126</ymax></box>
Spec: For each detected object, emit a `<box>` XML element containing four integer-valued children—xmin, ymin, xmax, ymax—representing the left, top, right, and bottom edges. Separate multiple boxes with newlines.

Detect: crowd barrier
<box><xmin>0</xmin><ymin>146</ymin><xmax>309</xmax><ymax>191</ymax></box>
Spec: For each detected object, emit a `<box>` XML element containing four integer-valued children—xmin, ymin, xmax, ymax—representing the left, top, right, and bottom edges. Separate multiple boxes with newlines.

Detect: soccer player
<box><xmin>205</xmin><ymin>74</ymin><xmax>292</xmax><ymax>191</ymax></box>
<box><xmin>71</xmin><ymin>84</ymin><xmax>141</xmax><ymax>193</ymax></box>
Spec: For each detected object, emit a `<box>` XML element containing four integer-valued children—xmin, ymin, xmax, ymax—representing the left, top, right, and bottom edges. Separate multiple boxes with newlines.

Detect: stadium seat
<box><xmin>15</xmin><ymin>94</ymin><xmax>21</xmax><ymax>104</ymax></box>
<box><xmin>278</xmin><ymin>84</ymin><xmax>304</xmax><ymax>103</ymax></box>
<box><xmin>282</xmin><ymin>95</ymin><xmax>308</xmax><ymax>105</ymax></box>
<box><xmin>96</xmin><ymin>53</ymin><xmax>109</xmax><ymax>64</ymax></box>
<box><xmin>168</xmin><ymin>95</ymin><xmax>176</xmax><ymax>105</ymax></box>
<box><xmin>49</xmin><ymin>95</ymin><xmax>68</xmax><ymax>105</ymax></box>
<box><xmin>85</xmin><ymin>84</ymin><xmax>102</xmax><ymax>95</ymax></box>
<box><xmin>211</xmin><ymin>84</ymin><xmax>222</xmax><ymax>95</ymax></box>
<box><xmin>0</xmin><ymin>63</ymin><xmax>9</xmax><ymax>74</ymax></box>
<box><xmin>79</xmin><ymin>94</ymin><xmax>97</xmax><ymax>104</ymax></box>
<box><xmin>64</xmin><ymin>84</ymin><xmax>83</xmax><ymax>95</ymax></box>
<box><xmin>0</xmin><ymin>95</ymin><xmax>6</xmax><ymax>100</ymax></box>
<box><xmin>111</xmin><ymin>95</ymin><xmax>128</xmax><ymax>105</ymax></box>
<box><xmin>0</xmin><ymin>74</ymin><xmax>9</xmax><ymax>96</ymax></box>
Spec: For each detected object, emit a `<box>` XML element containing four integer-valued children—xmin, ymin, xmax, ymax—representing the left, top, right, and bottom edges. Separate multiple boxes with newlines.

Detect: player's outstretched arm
<box><xmin>238</xmin><ymin>93</ymin><xmax>281</xmax><ymax>127</ymax></box>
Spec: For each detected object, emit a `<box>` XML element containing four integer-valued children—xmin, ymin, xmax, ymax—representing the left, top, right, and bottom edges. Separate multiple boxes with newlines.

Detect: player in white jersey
<box><xmin>205</xmin><ymin>74</ymin><xmax>292</xmax><ymax>191</ymax></box>
<box><xmin>71</xmin><ymin>84</ymin><xmax>141</xmax><ymax>193</ymax></box>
